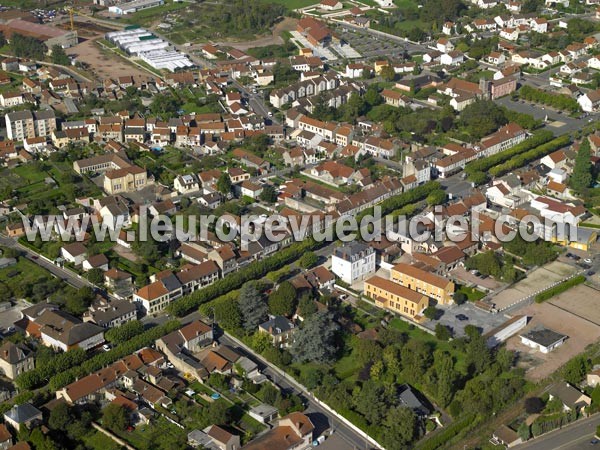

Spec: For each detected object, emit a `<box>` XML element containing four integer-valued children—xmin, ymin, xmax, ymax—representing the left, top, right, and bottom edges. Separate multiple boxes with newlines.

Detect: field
<box><xmin>257</xmin><ymin>0</ymin><xmax>320</xmax><ymax>9</ymax></box>
<box><xmin>0</xmin><ymin>257</ymin><xmax>56</xmax><ymax>294</ymax></box>
<box><xmin>508</xmin><ymin>297</ymin><xmax>600</xmax><ymax>381</ymax></box>
<box><xmin>66</xmin><ymin>34</ymin><xmax>154</xmax><ymax>81</ymax></box>
<box><xmin>118</xmin><ymin>1</ymin><xmax>189</xmax><ymax>27</ymax></box>
<box><xmin>491</xmin><ymin>261</ymin><xmax>578</xmax><ymax>310</ymax></box>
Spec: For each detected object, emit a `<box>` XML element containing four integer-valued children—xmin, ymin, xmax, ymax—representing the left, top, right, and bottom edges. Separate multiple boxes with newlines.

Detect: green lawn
<box><xmin>122</xmin><ymin>0</ymin><xmax>189</xmax><ymax>26</ymax></box>
<box><xmin>82</xmin><ymin>431</ymin><xmax>123</xmax><ymax>450</ymax></box>
<box><xmin>0</xmin><ymin>257</ymin><xmax>56</xmax><ymax>294</ymax></box>
<box><xmin>258</xmin><ymin>0</ymin><xmax>319</xmax><ymax>9</ymax></box>
<box><xmin>389</xmin><ymin>318</ymin><xmax>468</xmax><ymax>372</ymax></box>
<box><xmin>12</xmin><ymin>164</ymin><xmax>47</xmax><ymax>183</ymax></box>
<box><xmin>457</xmin><ymin>285</ymin><xmax>486</xmax><ymax>302</ymax></box>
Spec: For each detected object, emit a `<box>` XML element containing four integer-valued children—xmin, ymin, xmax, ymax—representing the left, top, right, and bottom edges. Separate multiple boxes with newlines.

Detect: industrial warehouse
<box><xmin>108</xmin><ymin>0</ymin><xmax>165</xmax><ymax>16</ymax></box>
<box><xmin>105</xmin><ymin>27</ymin><xmax>194</xmax><ymax>72</ymax></box>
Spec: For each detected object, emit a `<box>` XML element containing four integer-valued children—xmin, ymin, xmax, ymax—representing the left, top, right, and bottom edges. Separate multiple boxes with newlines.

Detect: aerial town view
<box><xmin>1</xmin><ymin>0</ymin><xmax>600</xmax><ymax>449</ymax></box>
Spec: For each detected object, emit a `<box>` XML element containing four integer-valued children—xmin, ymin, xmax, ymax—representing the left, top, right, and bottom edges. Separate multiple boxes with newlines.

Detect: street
<box><xmin>514</xmin><ymin>414</ymin><xmax>600</xmax><ymax>450</ymax></box>
<box><xmin>141</xmin><ymin>307</ymin><xmax>375</xmax><ymax>449</ymax></box>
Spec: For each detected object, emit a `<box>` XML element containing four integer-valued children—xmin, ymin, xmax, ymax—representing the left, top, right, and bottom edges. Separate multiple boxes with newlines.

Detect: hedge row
<box><xmin>15</xmin><ymin>348</ymin><xmax>87</xmax><ymax>390</ymax></box>
<box><xmin>518</xmin><ymin>85</ymin><xmax>580</xmax><ymax>113</ymax></box>
<box><xmin>167</xmin><ymin>238</ymin><xmax>321</xmax><ymax>317</ymax></box>
<box><xmin>416</xmin><ymin>413</ymin><xmax>478</xmax><ymax>450</ymax></box>
<box><xmin>535</xmin><ymin>275</ymin><xmax>586</xmax><ymax>303</ymax></box>
<box><xmin>169</xmin><ymin>183</ymin><xmax>439</xmax><ymax>317</ymax></box>
<box><xmin>465</xmin><ymin>130</ymin><xmax>554</xmax><ymax>176</ymax></box>
<box><xmin>489</xmin><ymin>134</ymin><xmax>571</xmax><ymax>178</ymax></box>
<box><xmin>47</xmin><ymin>320</ymin><xmax>181</xmax><ymax>391</ymax></box>
<box><xmin>356</xmin><ymin>181</ymin><xmax>441</xmax><ymax>223</ymax></box>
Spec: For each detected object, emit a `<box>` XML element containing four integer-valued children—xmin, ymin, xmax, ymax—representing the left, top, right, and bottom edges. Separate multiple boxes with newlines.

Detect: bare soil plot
<box><xmin>507</xmin><ymin>300</ymin><xmax>600</xmax><ymax>381</ymax></box>
<box><xmin>66</xmin><ymin>38</ymin><xmax>151</xmax><ymax>81</ymax></box>
<box><xmin>547</xmin><ymin>284</ymin><xmax>600</xmax><ymax>326</ymax></box>
<box><xmin>492</xmin><ymin>261</ymin><xmax>578</xmax><ymax>310</ymax></box>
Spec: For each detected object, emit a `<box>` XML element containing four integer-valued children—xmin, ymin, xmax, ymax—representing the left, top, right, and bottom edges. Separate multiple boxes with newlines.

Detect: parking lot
<box><xmin>336</xmin><ymin>27</ymin><xmax>410</xmax><ymax>60</ymax></box>
<box><xmin>422</xmin><ymin>301</ymin><xmax>508</xmax><ymax>338</ymax></box>
<box><xmin>0</xmin><ymin>300</ymin><xmax>29</xmax><ymax>335</ymax></box>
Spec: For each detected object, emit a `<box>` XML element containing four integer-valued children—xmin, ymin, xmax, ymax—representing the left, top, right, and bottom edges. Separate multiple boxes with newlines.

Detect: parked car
<box><xmin>455</xmin><ymin>314</ymin><xmax>469</xmax><ymax>321</ymax></box>
<box><xmin>584</xmin><ymin>258</ymin><xmax>593</xmax><ymax>264</ymax></box>
<box><xmin>102</xmin><ymin>344</ymin><xmax>111</xmax><ymax>352</ymax></box>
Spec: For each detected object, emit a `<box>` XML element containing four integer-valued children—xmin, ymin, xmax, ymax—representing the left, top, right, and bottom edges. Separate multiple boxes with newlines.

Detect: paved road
<box><xmin>218</xmin><ymin>332</ymin><xmax>377</xmax><ymax>450</ymax></box>
<box><xmin>141</xmin><ymin>304</ymin><xmax>374</xmax><ymax>449</ymax></box>
<box><xmin>514</xmin><ymin>414</ymin><xmax>600</xmax><ymax>450</ymax></box>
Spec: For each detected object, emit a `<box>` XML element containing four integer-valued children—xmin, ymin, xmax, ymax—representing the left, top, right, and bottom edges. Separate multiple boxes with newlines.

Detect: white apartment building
<box><xmin>331</xmin><ymin>242</ymin><xmax>376</xmax><ymax>284</ymax></box>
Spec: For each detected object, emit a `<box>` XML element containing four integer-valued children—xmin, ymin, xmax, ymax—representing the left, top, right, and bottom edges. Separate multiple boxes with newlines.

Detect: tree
<box><xmin>297</xmin><ymin>294</ymin><xmax>317</xmax><ymax>318</ymax></box>
<box><xmin>268</xmin><ymin>281</ymin><xmax>297</xmax><ymax>317</ymax></box>
<box><xmin>424</xmin><ymin>306</ymin><xmax>440</xmax><ymax>320</ymax></box>
<box><xmin>382</xmin><ymin>406</ymin><xmax>418</xmax><ymax>449</ymax></box>
<box><xmin>518</xmin><ymin>422</ymin><xmax>532</xmax><ymax>441</ymax></box>
<box><xmin>525</xmin><ymin>397</ymin><xmax>545</xmax><ymax>414</ymax></box>
<box><xmin>102</xmin><ymin>404</ymin><xmax>128</xmax><ymax>432</ymax></box>
<box><xmin>149</xmin><ymin>94</ymin><xmax>180</xmax><ymax>117</ymax></box>
<box><xmin>291</xmin><ymin>311</ymin><xmax>340</xmax><ymax>363</ymax></box>
<box><xmin>11</xmin><ymin>33</ymin><xmax>46</xmax><ymax>60</ymax></box>
<box><xmin>48</xmin><ymin>402</ymin><xmax>71</xmax><ymax>430</ymax></box>
<box><xmin>51</xmin><ymin>45</ymin><xmax>70</xmax><ymax>65</ymax></box>
<box><xmin>298</xmin><ymin>251</ymin><xmax>318</xmax><ymax>269</ymax></box>
<box><xmin>354</xmin><ymin>380</ymin><xmax>388</xmax><ymax>425</ymax></box>
<box><xmin>380</xmin><ymin>65</ymin><xmax>396</xmax><ymax>82</ymax></box>
<box><xmin>105</xmin><ymin>320</ymin><xmax>144</xmax><ymax>344</ymax></box>
<box><xmin>238</xmin><ymin>282</ymin><xmax>267</xmax><ymax>331</ymax></box>
<box><xmin>562</xmin><ymin>355</ymin><xmax>589</xmax><ymax>385</ymax></box>
<box><xmin>86</xmin><ymin>268</ymin><xmax>104</xmax><ymax>285</ymax></box>
<box><xmin>216</xmin><ymin>172</ymin><xmax>232</xmax><ymax>195</ymax></box>
<box><xmin>453</xmin><ymin>291</ymin><xmax>467</xmax><ymax>305</ymax></box>
<box><xmin>570</xmin><ymin>138</ymin><xmax>593</xmax><ymax>193</ymax></box>
<box><xmin>435</xmin><ymin>323</ymin><xmax>452</xmax><ymax>341</ymax></box>
<box><xmin>426</xmin><ymin>189</ymin><xmax>446</xmax><ymax>206</ymax></box>
<box><xmin>460</xmin><ymin>100</ymin><xmax>508</xmax><ymax>140</ymax></box>
<box><xmin>354</xmin><ymin>339</ymin><xmax>382</xmax><ymax>365</ymax></box>
<box><xmin>259</xmin><ymin>185</ymin><xmax>278</xmax><ymax>203</ymax></box>
<box><xmin>214</xmin><ymin>298</ymin><xmax>242</xmax><ymax>331</ymax></box>
<box><xmin>209</xmin><ymin>399</ymin><xmax>230</xmax><ymax>425</ymax></box>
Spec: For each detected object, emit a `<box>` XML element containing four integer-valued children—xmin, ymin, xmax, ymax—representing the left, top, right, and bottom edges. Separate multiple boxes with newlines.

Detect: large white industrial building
<box><xmin>105</xmin><ymin>28</ymin><xmax>194</xmax><ymax>72</ymax></box>
<box><xmin>108</xmin><ymin>0</ymin><xmax>165</xmax><ymax>15</ymax></box>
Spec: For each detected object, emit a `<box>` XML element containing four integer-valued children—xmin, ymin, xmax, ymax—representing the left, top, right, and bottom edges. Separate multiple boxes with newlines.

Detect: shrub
<box><xmin>535</xmin><ymin>275</ymin><xmax>586</xmax><ymax>303</ymax></box>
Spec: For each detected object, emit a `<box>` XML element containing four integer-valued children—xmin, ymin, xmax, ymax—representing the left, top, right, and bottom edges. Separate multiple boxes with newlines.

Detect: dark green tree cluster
<box><xmin>291</xmin><ymin>311</ymin><xmax>340</xmax><ymax>364</ymax></box>
<box><xmin>518</xmin><ymin>85</ymin><xmax>580</xmax><ymax>113</ymax></box>
<box><xmin>460</xmin><ymin>100</ymin><xmax>508</xmax><ymax>140</ymax></box>
<box><xmin>503</xmin><ymin>235</ymin><xmax>558</xmax><ymax>267</ymax></box>
<box><xmin>268</xmin><ymin>281</ymin><xmax>297</xmax><ymax>317</ymax></box>
<box><xmin>47</xmin><ymin>320</ymin><xmax>181</xmax><ymax>391</ymax></box>
<box><xmin>465</xmin><ymin>130</ymin><xmax>554</xmax><ymax>183</ymax></box>
<box><xmin>11</xmin><ymin>33</ymin><xmax>46</xmax><ymax>60</ymax></box>
<box><xmin>51</xmin><ymin>44</ymin><xmax>70</xmax><ymax>65</ymax></box>
<box><xmin>105</xmin><ymin>320</ymin><xmax>144</xmax><ymax>344</ymax></box>
<box><xmin>479</xmin><ymin>134</ymin><xmax>571</xmax><ymax>181</ymax></box>
<box><xmin>570</xmin><ymin>138</ymin><xmax>594</xmax><ymax>193</ymax></box>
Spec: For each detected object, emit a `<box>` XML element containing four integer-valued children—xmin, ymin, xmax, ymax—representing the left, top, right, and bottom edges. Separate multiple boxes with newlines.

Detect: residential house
<box><xmin>258</xmin><ymin>316</ymin><xmax>296</xmax><ymax>348</ymax></box>
<box><xmin>0</xmin><ymin>342</ymin><xmax>34</xmax><ymax>380</ymax></box>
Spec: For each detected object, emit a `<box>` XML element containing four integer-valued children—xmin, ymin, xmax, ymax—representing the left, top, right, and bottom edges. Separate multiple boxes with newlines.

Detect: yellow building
<box><xmin>103</xmin><ymin>165</ymin><xmax>147</xmax><ymax>195</ymax></box>
<box><xmin>364</xmin><ymin>275</ymin><xmax>429</xmax><ymax>320</ymax></box>
<box><xmin>391</xmin><ymin>263</ymin><xmax>455</xmax><ymax>305</ymax></box>
<box><xmin>551</xmin><ymin>226</ymin><xmax>597</xmax><ymax>252</ymax></box>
